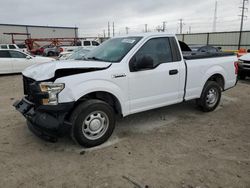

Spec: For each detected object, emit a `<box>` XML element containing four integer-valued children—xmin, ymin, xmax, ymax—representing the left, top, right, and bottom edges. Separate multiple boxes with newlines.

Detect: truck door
<box><xmin>128</xmin><ymin>37</ymin><xmax>183</xmax><ymax>114</ymax></box>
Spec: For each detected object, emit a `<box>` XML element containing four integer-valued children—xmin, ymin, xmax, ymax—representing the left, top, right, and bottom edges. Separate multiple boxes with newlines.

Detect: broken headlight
<box><xmin>39</xmin><ymin>82</ymin><xmax>65</xmax><ymax>105</ymax></box>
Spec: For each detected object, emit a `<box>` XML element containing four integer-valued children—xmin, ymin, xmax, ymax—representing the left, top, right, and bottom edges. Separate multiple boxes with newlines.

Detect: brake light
<box><xmin>59</xmin><ymin>48</ymin><xmax>63</xmax><ymax>52</ymax></box>
<box><xmin>234</xmin><ymin>61</ymin><xmax>239</xmax><ymax>75</ymax></box>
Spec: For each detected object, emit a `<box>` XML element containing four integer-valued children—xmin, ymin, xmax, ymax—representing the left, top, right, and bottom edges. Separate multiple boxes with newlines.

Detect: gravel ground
<box><xmin>0</xmin><ymin>75</ymin><xmax>249</xmax><ymax>188</ymax></box>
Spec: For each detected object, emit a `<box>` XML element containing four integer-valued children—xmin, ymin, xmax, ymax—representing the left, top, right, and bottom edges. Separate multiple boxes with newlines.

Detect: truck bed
<box><xmin>182</xmin><ymin>51</ymin><xmax>235</xmax><ymax>60</ymax></box>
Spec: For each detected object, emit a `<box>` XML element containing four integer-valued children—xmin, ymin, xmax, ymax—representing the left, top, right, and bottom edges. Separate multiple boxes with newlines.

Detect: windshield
<box><xmin>85</xmin><ymin>37</ymin><xmax>142</xmax><ymax>62</ymax></box>
<box><xmin>67</xmin><ymin>48</ymin><xmax>90</xmax><ymax>60</ymax></box>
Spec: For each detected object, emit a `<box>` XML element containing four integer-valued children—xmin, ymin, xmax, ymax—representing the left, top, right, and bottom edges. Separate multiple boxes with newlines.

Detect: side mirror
<box><xmin>26</xmin><ymin>56</ymin><xmax>32</xmax><ymax>60</ymax></box>
<box><xmin>130</xmin><ymin>55</ymin><xmax>154</xmax><ymax>72</ymax></box>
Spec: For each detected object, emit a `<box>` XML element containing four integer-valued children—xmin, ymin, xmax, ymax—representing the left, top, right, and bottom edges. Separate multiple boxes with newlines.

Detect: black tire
<box><xmin>197</xmin><ymin>81</ymin><xmax>221</xmax><ymax>112</ymax></box>
<box><xmin>70</xmin><ymin>99</ymin><xmax>115</xmax><ymax>147</ymax></box>
<box><xmin>47</xmin><ymin>51</ymin><xmax>54</xmax><ymax>56</ymax></box>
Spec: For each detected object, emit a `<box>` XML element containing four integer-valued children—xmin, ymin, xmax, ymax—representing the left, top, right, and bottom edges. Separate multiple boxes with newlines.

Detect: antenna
<box><xmin>213</xmin><ymin>0</ymin><xmax>218</xmax><ymax>32</ymax></box>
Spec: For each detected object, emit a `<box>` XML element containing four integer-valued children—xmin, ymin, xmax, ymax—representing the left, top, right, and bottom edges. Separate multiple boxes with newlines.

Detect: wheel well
<box><xmin>76</xmin><ymin>91</ymin><xmax>122</xmax><ymax>116</ymax></box>
<box><xmin>207</xmin><ymin>74</ymin><xmax>225</xmax><ymax>90</ymax></box>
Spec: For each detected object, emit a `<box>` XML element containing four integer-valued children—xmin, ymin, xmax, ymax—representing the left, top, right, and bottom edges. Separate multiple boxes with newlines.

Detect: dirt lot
<box><xmin>0</xmin><ymin>75</ymin><xmax>249</xmax><ymax>188</ymax></box>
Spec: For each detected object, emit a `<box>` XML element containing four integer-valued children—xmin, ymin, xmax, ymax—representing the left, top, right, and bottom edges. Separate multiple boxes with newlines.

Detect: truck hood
<box><xmin>239</xmin><ymin>53</ymin><xmax>250</xmax><ymax>61</ymax></box>
<box><xmin>22</xmin><ymin>60</ymin><xmax>111</xmax><ymax>81</ymax></box>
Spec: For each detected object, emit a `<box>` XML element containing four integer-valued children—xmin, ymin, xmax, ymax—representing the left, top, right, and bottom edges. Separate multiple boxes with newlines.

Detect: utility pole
<box><xmin>179</xmin><ymin>19</ymin><xmax>184</xmax><ymax>34</ymax></box>
<box><xmin>189</xmin><ymin>26</ymin><xmax>192</xmax><ymax>34</ymax></box>
<box><xmin>238</xmin><ymin>0</ymin><xmax>248</xmax><ymax>49</ymax></box>
<box><xmin>112</xmin><ymin>22</ymin><xmax>115</xmax><ymax>37</ymax></box>
<box><xmin>108</xmin><ymin>22</ymin><xmax>110</xmax><ymax>38</ymax></box>
<box><xmin>213</xmin><ymin>0</ymin><xmax>218</xmax><ymax>32</ymax></box>
<box><xmin>162</xmin><ymin>21</ymin><xmax>166</xmax><ymax>32</ymax></box>
<box><xmin>103</xmin><ymin>30</ymin><xmax>106</xmax><ymax>38</ymax></box>
<box><xmin>125</xmin><ymin>27</ymin><xmax>129</xmax><ymax>34</ymax></box>
<box><xmin>145</xmin><ymin>24</ymin><xmax>148</xmax><ymax>32</ymax></box>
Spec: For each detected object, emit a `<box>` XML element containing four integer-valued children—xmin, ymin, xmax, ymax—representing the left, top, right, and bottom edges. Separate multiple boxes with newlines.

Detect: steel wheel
<box><xmin>82</xmin><ymin>111</ymin><xmax>109</xmax><ymax>140</ymax></box>
<box><xmin>206</xmin><ymin>88</ymin><xmax>219</xmax><ymax>107</ymax></box>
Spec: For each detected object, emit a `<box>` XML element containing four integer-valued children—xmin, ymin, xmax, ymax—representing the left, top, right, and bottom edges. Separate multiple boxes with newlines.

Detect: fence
<box><xmin>176</xmin><ymin>31</ymin><xmax>250</xmax><ymax>50</ymax></box>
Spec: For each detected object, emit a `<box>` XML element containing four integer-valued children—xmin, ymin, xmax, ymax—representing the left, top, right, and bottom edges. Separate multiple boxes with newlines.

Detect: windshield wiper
<box><xmin>86</xmin><ymin>56</ymin><xmax>105</xmax><ymax>62</ymax></box>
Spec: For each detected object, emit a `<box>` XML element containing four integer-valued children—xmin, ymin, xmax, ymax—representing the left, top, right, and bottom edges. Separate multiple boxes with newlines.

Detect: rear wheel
<box><xmin>70</xmin><ymin>100</ymin><xmax>115</xmax><ymax>147</ymax></box>
<box><xmin>47</xmin><ymin>51</ymin><xmax>54</xmax><ymax>56</ymax></box>
<box><xmin>197</xmin><ymin>81</ymin><xmax>221</xmax><ymax>112</ymax></box>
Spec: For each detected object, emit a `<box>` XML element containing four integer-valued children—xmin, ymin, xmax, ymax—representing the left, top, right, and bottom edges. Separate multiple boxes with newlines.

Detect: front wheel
<box><xmin>70</xmin><ymin>99</ymin><xmax>115</xmax><ymax>147</ymax></box>
<box><xmin>197</xmin><ymin>81</ymin><xmax>222</xmax><ymax>112</ymax></box>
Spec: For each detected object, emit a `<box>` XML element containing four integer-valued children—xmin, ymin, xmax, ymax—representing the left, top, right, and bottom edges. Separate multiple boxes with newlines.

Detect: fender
<box><xmin>58</xmin><ymin>79</ymin><xmax>129</xmax><ymax>116</ymax></box>
<box><xmin>201</xmin><ymin>65</ymin><xmax>226</xmax><ymax>93</ymax></box>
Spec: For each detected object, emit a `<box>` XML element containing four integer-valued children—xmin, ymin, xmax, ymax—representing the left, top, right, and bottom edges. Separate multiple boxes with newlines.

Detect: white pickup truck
<box><xmin>14</xmin><ymin>33</ymin><xmax>238</xmax><ymax>147</ymax></box>
<box><xmin>60</xmin><ymin>39</ymin><xmax>100</xmax><ymax>53</ymax></box>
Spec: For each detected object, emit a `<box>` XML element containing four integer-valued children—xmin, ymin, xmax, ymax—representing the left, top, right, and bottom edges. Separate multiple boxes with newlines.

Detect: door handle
<box><xmin>169</xmin><ymin>69</ymin><xmax>178</xmax><ymax>75</ymax></box>
<box><xmin>112</xmin><ymin>74</ymin><xmax>126</xmax><ymax>78</ymax></box>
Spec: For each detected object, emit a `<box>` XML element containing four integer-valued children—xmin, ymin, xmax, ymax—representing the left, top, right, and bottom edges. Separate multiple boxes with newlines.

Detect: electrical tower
<box><xmin>238</xmin><ymin>0</ymin><xmax>248</xmax><ymax>49</ymax></box>
<box><xmin>213</xmin><ymin>0</ymin><xmax>218</xmax><ymax>32</ymax></box>
<box><xmin>189</xmin><ymin>26</ymin><xmax>192</xmax><ymax>34</ymax></box>
<box><xmin>112</xmin><ymin>22</ymin><xmax>115</xmax><ymax>37</ymax></box>
<box><xmin>179</xmin><ymin>19</ymin><xmax>184</xmax><ymax>34</ymax></box>
<box><xmin>125</xmin><ymin>27</ymin><xmax>129</xmax><ymax>34</ymax></box>
<box><xmin>103</xmin><ymin>30</ymin><xmax>106</xmax><ymax>38</ymax></box>
<box><xmin>145</xmin><ymin>24</ymin><xmax>148</xmax><ymax>32</ymax></box>
<box><xmin>162</xmin><ymin>21</ymin><xmax>167</xmax><ymax>32</ymax></box>
<box><xmin>108</xmin><ymin>22</ymin><xmax>110</xmax><ymax>38</ymax></box>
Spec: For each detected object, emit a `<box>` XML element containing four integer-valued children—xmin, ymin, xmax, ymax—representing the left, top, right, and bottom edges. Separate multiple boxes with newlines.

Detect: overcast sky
<box><xmin>0</xmin><ymin>0</ymin><xmax>249</xmax><ymax>36</ymax></box>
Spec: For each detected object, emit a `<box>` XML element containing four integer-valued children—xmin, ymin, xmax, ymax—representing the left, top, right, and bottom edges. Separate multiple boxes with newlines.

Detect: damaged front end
<box><xmin>13</xmin><ymin>76</ymin><xmax>74</xmax><ymax>142</ymax></box>
<box><xmin>13</xmin><ymin>60</ymin><xmax>112</xmax><ymax>142</ymax></box>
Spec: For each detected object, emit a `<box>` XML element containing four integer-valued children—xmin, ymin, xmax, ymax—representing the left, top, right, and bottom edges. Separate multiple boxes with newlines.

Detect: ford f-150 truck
<box><xmin>13</xmin><ymin>33</ymin><xmax>238</xmax><ymax>147</ymax></box>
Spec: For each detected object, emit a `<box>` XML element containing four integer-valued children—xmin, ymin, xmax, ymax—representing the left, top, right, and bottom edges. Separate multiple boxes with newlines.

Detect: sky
<box><xmin>0</xmin><ymin>0</ymin><xmax>249</xmax><ymax>37</ymax></box>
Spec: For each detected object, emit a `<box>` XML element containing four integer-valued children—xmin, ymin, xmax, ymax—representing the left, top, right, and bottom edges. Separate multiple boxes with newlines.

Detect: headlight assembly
<box><xmin>39</xmin><ymin>82</ymin><xmax>65</xmax><ymax>105</ymax></box>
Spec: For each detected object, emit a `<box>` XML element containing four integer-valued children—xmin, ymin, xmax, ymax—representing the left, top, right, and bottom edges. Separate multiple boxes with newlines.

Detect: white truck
<box><xmin>60</xmin><ymin>39</ymin><xmax>100</xmax><ymax>53</ymax></box>
<box><xmin>14</xmin><ymin>33</ymin><xmax>238</xmax><ymax>147</ymax></box>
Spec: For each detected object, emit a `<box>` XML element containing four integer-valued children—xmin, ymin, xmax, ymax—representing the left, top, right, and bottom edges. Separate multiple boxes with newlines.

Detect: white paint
<box><xmin>0</xmin><ymin>49</ymin><xmax>54</xmax><ymax>74</ymax></box>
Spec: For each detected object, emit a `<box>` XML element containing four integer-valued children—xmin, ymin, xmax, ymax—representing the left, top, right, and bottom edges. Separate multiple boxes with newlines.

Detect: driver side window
<box><xmin>131</xmin><ymin>37</ymin><xmax>173</xmax><ymax>71</ymax></box>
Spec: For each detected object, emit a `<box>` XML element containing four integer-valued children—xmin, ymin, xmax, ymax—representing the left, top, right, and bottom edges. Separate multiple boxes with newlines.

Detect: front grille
<box><xmin>22</xmin><ymin>76</ymin><xmax>48</xmax><ymax>106</ymax></box>
<box><xmin>243</xmin><ymin>60</ymin><xmax>250</xmax><ymax>64</ymax></box>
<box><xmin>23</xmin><ymin>76</ymin><xmax>35</xmax><ymax>95</ymax></box>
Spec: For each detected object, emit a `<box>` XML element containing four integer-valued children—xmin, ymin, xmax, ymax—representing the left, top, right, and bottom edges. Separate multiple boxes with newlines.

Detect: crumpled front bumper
<box><xmin>13</xmin><ymin>98</ymin><xmax>74</xmax><ymax>142</ymax></box>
